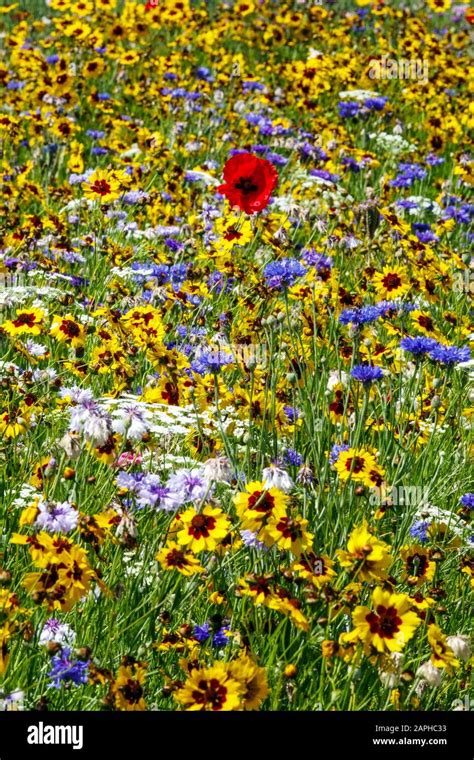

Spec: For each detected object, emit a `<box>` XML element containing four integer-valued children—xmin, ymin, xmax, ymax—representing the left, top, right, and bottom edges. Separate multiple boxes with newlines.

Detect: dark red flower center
<box><xmin>406</xmin><ymin>553</ymin><xmax>428</xmax><ymax>577</ymax></box>
<box><xmin>247</xmin><ymin>491</ymin><xmax>275</xmax><ymax>512</ymax></box>
<box><xmin>90</xmin><ymin>179</ymin><xmax>112</xmax><ymax>196</ymax></box>
<box><xmin>382</xmin><ymin>273</ymin><xmax>402</xmax><ymax>290</ymax></box>
<box><xmin>345</xmin><ymin>456</ymin><xmax>365</xmax><ymax>473</ymax></box>
<box><xmin>166</xmin><ymin>548</ymin><xmax>187</xmax><ymax>568</ymax></box>
<box><xmin>224</xmin><ymin>226</ymin><xmax>242</xmax><ymax>241</ymax></box>
<box><xmin>192</xmin><ymin>678</ymin><xmax>227</xmax><ymax>710</ymax></box>
<box><xmin>189</xmin><ymin>514</ymin><xmax>215</xmax><ymax>539</ymax></box>
<box><xmin>276</xmin><ymin>518</ymin><xmax>302</xmax><ymax>540</ymax></box>
<box><xmin>121</xmin><ymin>679</ymin><xmax>143</xmax><ymax>703</ymax></box>
<box><xmin>12</xmin><ymin>312</ymin><xmax>37</xmax><ymax>328</ymax></box>
<box><xmin>59</xmin><ymin>319</ymin><xmax>81</xmax><ymax>338</ymax></box>
<box><xmin>366</xmin><ymin>605</ymin><xmax>402</xmax><ymax>638</ymax></box>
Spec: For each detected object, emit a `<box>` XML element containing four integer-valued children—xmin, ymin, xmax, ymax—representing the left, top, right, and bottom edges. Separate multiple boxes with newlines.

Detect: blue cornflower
<box><xmin>389</xmin><ymin>162</ymin><xmax>427</xmax><ymax>188</ymax></box>
<box><xmin>429</xmin><ymin>344</ymin><xmax>471</xmax><ymax>365</ymax></box>
<box><xmin>351</xmin><ymin>364</ymin><xmax>384</xmax><ymax>383</ymax></box>
<box><xmin>400</xmin><ymin>336</ymin><xmax>439</xmax><ymax>355</ymax></box>
<box><xmin>190</xmin><ymin>348</ymin><xmax>233</xmax><ymax>375</ymax></box>
<box><xmin>310</xmin><ymin>168</ymin><xmax>340</xmax><ymax>183</ymax></box>
<box><xmin>283</xmin><ymin>448</ymin><xmax>303</xmax><ymax>467</ymax></box>
<box><xmin>339</xmin><ymin>304</ymin><xmax>382</xmax><ymax>326</ymax></box>
<box><xmin>283</xmin><ymin>405</ymin><xmax>300</xmax><ymax>422</ymax></box>
<box><xmin>409</xmin><ymin>520</ymin><xmax>431</xmax><ymax>543</ymax></box>
<box><xmin>338</xmin><ymin>101</ymin><xmax>359</xmax><ymax>118</ymax></box>
<box><xmin>193</xmin><ymin>622</ymin><xmax>211</xmax><ymax>642</ymax></box>
<box><xmin>48</xmin><ymin>648</ymin><xmax>89</xmax><ymax>689</ymax></box>
<box><xmin>193</xmin><ymin>622</ymin><xmax>231</xmax><ymax>648</ymax></box>
<box><xmin>263</xmin><ymin>258</ymin><xmax>307</xmax><ymax>289</ymax></box>
<box><xmin>86</xmin><ymin>130</ymin><xmax>105</xmax><ymax>140</ymax></box>
<box><xmin>363</xmin><ymin>96</ymin><xmax>388</xmax><ymax>111</ymax></box>
<box><xmin>460</xmin><ymin>493</ymin><xmax>474</xmax><ymax>509</ymax></box>
<box><xmin>302</xmin><ymin>249</ymin><xmax>333</xmax><ymax>271</ymax></box>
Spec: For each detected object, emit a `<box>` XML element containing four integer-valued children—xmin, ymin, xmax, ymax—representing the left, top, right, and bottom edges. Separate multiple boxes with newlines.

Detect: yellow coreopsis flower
<box><xmin>334</xmin><ymin>447</ymin><xmax>377</xmax><ymax>484</ymax></box>
<box><xmin>2</xmin><ymin>308</ymin><xmax>45</xmax><ymax>336</ymax></box>
<box><xmin>228</xmin><ymin>653</ymin><xmax>269</xmax><ymax>710</ymax></box>
<box><xmin>111</xmin><ymin>660</ymin><xmax>147</xmax><ymax>711</ymax></box>
<box><xmin>400</xmin><ymin>545</ymin><xmax>436</xmax><ymax>586</ymax></box>
<box><xmin>50</xmin><ymin>314</ymin><xmax>86</xmax><ymax>348</ymax></box>
<box><xmin>349</xmin><ymin>587</ymin><xmax>421</xmax><ymax>653</ymax></box>
<box><xmin>373</xmin><ymin>265</ymin><xmax>410</xmax><ymax>300</ymax></box>
<box><xmin>83</xmin><ymin>168</ymin><xmax>128</xmax><ymax>204</ymax></box>
<box><xmin>177</xmin><ymin>505</ymin><xmax>231</xmax><ymax>553</ymax></box>
<box><xmin>337</xmin><ymin>521</ymin><xmax>392</xmax><ymax>582</ymax></box>
<box><xmin>428</xmin><ymin>624</ymin><xmax>460</xmax><ymax>671</ymax></box>
<box><xmin>156</xmin><ymin>541</ymin><xmax>205</xmax><ymax>575</ymax></box>
<box><xmin>233</xmin><ymin>481</ymin><xmax>289</xmax><ymax>534</ymax></box>
<box><xmin>174</xmin><ymin>662</ymin><xmax>243</xmax><ymax>711</ymax></box>
<box><xmin>265</xmin><ymin>513</ymin><xmax>313</xmax><ymax>556</ymax></box>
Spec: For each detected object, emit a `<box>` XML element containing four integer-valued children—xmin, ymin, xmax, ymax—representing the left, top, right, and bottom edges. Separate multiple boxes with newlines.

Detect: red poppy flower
<box><xmin>145</xmin><ymin>0</ymin><xmax>159</xmax><ymax>8</ymax></box>
<box><xmin>217</xmin><ymin>152</ymin><xmax>278</xmax><ymax>214</ymax></box>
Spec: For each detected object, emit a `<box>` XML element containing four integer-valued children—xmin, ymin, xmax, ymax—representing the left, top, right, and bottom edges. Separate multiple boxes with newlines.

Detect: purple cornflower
<box><xmin>194</xmin><ymin>622</ymin><xmax>231</xmax><ymax>647</ymax></box>
<box><xmin>115</xmin><ymin>471</ymin><xmax>145</xmax><ymax>494</ymax></box>
<box><xmin>389</xmin><ymin>162</ymin><xmax>427</xmax><ymax>188</ymax></box>
<box><xmin>460</xmin><ymin>493</ymin><xmax>474</xmax><ymax>509</ymax></box>
<box><xmin>240</xmin><ymin>530</ymin><xmax>267</xmax><ymax>551</ymax></box>
<box><xmin>429</xmin><ymin>344</ymin><xmax>471</xmax><ymax>365</ymax></box>
<box><xmin>410</xmin><ymin>520</ymin><xmax>431</xmax><ymax>543</ymax></box>
<box><xmin>283</xmin><ymin>448</ymin><xmax>303</xmax><ymax>467</ymax></box>
<box><xmin>35</xmin><ymin>501</ymin><xmax>79</xmax><ymax>534</ymax></box>
<box><xmin>263</xmin><ymin>258</ymin><xmax>307</xmax><ymax>289</ymax></box>
<box><xmin>350</xmin><ymin>364</ymin><xmax>384</xmax><ymax>383</ymax></box>
<box><xmin>136</xmin><ymin>474</ymin><xmax>180</xmax><ymax>511</ymax></box>
<box><xmin>400</xmin><ymin>336</ymin><xmax>439</xmax><ymax>356</ymax></box>
<box><xmin>302</xmin><ymin>249</ymin><xmax>333</xmax><ymax>271</ymax></box>
<box><xmin>48</xmin><ymin>648</ymin><xmax>89</xmax><ymax>689</ymax></box>
<box><xmin>165</xmin><ymin>468</ymin><xmax>211</xmax><ymax>505</ymax></box>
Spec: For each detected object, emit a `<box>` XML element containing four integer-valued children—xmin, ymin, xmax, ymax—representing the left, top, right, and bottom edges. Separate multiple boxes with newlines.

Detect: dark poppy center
<box><xmin>235</xmin><ymin>176</ymin><xmax>258</xmax><ymax>195</ymax></box>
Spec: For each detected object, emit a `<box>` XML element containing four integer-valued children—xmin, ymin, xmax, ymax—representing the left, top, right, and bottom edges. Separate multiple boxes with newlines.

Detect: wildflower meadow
<box><xmin>0</xmin><ymin>0</ymin><xmax>472</xmax><ymax>719</ymax></box>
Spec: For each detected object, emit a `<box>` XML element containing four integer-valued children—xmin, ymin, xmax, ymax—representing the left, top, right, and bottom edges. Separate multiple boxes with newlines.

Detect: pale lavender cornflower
<box><xmin>116</xmin><ymin>470</ymin><xmax>145</xmax><ymax>494</ymax></box>
<box><xmin>240</xmin><ymin>530</ymin><xmax>267</xmax><ymax>551</ymax></box>
<box><xmin>111</xmin><ymin>404</ymin><xmax>151</xmax><ymax>440</ymax></box>
<box><xmin>262</xmin><ymin>462</ymin><xmax>294</xmax><ymax>493</ymax></box>
<box><xmin>69</xmin><ymin>395</ymin><xmax>112</xmax><ymax>446</ymax></box>
<box><xmin>203</xmin><ymin>456</ymin><xmax>233</xmax><ymax>484</ymax></box>
<box><xmin>136</xmin><ymin>474</ymin><xmax>181</xmax><ymax>511</ymax></box>
<box><xmin>35</xmin><ymin>500</ymin><xmax>79</xmax><ymax>534</ymax></box>
<box><xmin>165</xmin><ymin>467</ymin><xmax>211</xmax><ymax>506</ymax></box>
<box><xmin>39</xmin><ymin>618</ymin><xmax>76</xmax><ymax>647</ymax></box>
